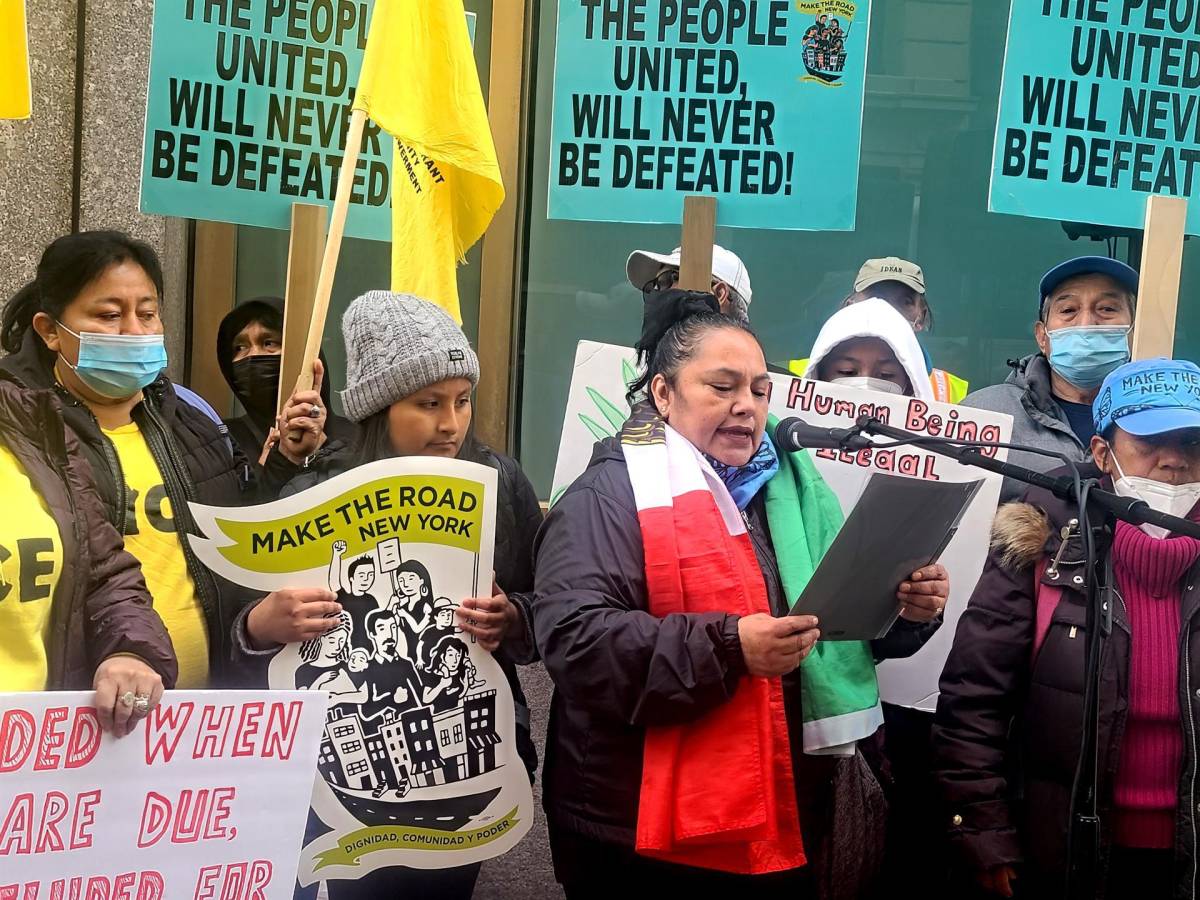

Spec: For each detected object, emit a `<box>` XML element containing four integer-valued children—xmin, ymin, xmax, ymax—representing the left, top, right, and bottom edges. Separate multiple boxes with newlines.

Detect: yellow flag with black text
<box><xmin>1</xmin><ymin>0</ymin><xmax>32</xmax><ymax>120</ymax></box>
<box><xmin>353</xmin><ymin>0</ymin><xmax>503</xmax><ymax>324</ymax></box>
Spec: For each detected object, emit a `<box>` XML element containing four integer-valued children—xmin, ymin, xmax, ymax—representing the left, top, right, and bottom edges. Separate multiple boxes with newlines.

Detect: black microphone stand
<box><xmin>827</xmin><ymin>415</ymin><xmax>1200</xmax><ymax>898</ymax></box>
<box><xmin>850</xmin><ymin>415</ymin><xmax>1200</xmax><ymax>539</ymax></box>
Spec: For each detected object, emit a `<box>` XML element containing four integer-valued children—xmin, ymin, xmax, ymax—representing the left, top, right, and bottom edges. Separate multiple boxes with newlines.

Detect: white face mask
<box><xmin>1109</xmin><ymin>449</ymin><xmax>1200</xmax><ymax>539</ymax></box>
<box><xmin>830</xmin><ymin>376</ymin><xmax>904</xmax><ymax>395</ymax></box>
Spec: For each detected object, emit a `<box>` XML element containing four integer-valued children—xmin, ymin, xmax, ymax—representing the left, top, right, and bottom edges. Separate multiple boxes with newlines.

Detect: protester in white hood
<box><xmin>805</xmin><ymin>296</ymin><xmax>934</xmax><ymax>401</ymax></box>
<box><xmin>807</xmin><ymin>296</ymin><xmax>956</xmax><ymax>897</ymax></box>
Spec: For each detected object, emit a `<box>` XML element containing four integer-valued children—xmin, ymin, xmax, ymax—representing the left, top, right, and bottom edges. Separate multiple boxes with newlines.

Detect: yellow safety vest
<box><xmin>786</xmin><ymin>358</ymin><xmax>969</xmax><ymax>405</ymax></box>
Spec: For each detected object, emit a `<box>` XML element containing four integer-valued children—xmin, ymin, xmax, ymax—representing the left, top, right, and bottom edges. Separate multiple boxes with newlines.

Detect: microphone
<box><xmin>774</xmin><ymin>417</ymin><xmax>874</xmax><ymax>452</ymax></box>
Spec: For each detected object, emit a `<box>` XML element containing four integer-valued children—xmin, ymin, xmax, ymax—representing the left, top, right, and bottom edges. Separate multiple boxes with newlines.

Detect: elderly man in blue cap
<box><xmin>963</xmin><ymin>255</ymin><xmax>1138</xmax><ymax>502</ymax></box>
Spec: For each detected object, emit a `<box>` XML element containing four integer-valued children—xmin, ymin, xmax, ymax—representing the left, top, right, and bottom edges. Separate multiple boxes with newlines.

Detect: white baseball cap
<box><xmin>626</xmin><ymin>244</ymin><xmax>752</xmax><ymax>305</ymax></box>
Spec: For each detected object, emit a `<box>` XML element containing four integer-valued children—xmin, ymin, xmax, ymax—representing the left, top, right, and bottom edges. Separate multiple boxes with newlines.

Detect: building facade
<box><xmin>12</xmin><ymin>2</ymin><xmax>1200</xmax><ymax>503</ymax></box>
<box><xmin>319</xmin><ymin>692</ymin><xmax>500</xmax><ymax>795</ymax></box>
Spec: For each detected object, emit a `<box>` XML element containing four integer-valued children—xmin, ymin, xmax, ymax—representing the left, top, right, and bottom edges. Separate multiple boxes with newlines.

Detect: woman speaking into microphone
<box><xmin>532</xmin><ymin>291</ymin><xmax>948</xmax><ymax>897</ymax></box>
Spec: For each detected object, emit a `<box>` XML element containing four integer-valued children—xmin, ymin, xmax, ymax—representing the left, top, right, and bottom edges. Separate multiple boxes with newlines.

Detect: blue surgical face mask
<box><xmin>1047</xmin><ymin>325</ymin><xmax>1131</xmax><ymax>389</ymax></box>
<box><xmin>57</xmin><ymin>323</ymin><xmax>168</xmax><ymax>399</ymax></box>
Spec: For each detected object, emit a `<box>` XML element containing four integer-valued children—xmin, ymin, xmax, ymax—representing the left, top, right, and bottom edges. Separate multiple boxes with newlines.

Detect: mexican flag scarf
<box><xmin>621</xmin><ymin>404</ymin><xmax>881</xmax><ymax>874</ymax></box>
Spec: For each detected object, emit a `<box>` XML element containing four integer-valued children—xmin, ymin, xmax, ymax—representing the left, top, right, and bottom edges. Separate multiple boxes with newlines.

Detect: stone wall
<box><xmin>0</xmin><ymin>0</ymin><xmax>188</xmax><ymax>373</ymax></box>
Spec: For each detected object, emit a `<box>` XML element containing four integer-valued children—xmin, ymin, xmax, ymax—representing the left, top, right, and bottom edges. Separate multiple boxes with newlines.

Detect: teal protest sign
<box><xmin>991</xmin><ymin>1</ymin><xmax>1200</xmax><ymax>234</ymax></box>
<box><xmin>140</xmin><ymin>0</ymin><xmax>391</xmax><ymax>240</ymax></box>
<box><xmin>548</xmin><ymin>0</ymin><xmax>871</xmax><ymax>231</ymax></box>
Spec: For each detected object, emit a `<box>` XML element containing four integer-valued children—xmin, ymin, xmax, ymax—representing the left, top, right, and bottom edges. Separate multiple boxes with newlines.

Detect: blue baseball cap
<box><xmin>1040</xmin><ymin>256</ymin><xmax>1139</xmax><ymax>315</ymax></box>
<box><xmin>1094</xmin><ymin>359</ymin><xmax>1200</xmax><ymax>437</ymax></box>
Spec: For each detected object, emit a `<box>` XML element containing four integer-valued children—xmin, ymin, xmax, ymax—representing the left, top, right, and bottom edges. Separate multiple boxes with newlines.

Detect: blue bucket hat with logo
<box><xmin>1094</xmin><ymin>358</ymin><xmax>1200</xmax><ymax>437</ymax></box>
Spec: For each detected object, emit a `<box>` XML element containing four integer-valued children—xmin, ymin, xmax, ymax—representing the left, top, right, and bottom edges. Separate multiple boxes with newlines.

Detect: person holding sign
<box><xmin>804</xmin><ymin>295</ymin><xmax>935</xmax><ymax>401</ymax></box>
<box><xmin>0</xmin><ymin>368</ymin><xmax>177</xmax><ymax>734</ymax></box>
<box><xmin>963</xmin><ymin>256</ymin><xmax>1137</xmax><ymax>502</ymax></box>
<box><xmin>627</xmin><ymin>243</ymin><xmax>753</xmax><ymax>323</ymax></box>
<box><xmin>282</xmin><ymin>291</ymin><xmax>541</xmax><ymax>899</ymax></box>
<box><xmin>533</xmin><ymin>291</ymin><xmax>948</xmax><ymax>896</ymax></box>
<box><xmin>0</xmin><ymin>231</ymin><xmax>342</xmax><ymax>688</ymax></box>
<box><xmin>934</xmin><ymin>357</ymin><xmax>1200</xmax><ymax>900</ymax></box>
<box><xmin>804</xmin><ymin>297</ymin><xmax>958</xmax><ymax>896</ymax></box>
<box><xmin>215</xmin><ymin>296</ymin><xmax>356</xmax><ymax>474</ymax></box>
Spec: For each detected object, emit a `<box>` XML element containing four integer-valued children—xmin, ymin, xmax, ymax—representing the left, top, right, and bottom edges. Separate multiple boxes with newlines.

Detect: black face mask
<box><xmin>231</xmin><ymin>354</ymin><xmax>281</xmax><ymax>422</ymax></box>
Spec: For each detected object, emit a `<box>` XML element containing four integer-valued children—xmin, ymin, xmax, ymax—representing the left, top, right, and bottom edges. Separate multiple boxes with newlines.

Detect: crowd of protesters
<box><xmin>4</xmin><ymin>228</ymin><xmax>1193</xmax><ymax>900</ymax></box>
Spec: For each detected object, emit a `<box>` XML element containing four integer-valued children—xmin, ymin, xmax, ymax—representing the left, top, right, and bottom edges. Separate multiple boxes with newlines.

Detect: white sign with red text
<box><xmin>551</xmin><ymin>341</ymin><xmax>1014</xmax><ymax>711</ymax></box>
<box><xmin>0</xmin><ymin>690</ymin><xmax>327</xmax><ymax>900</ymax></box>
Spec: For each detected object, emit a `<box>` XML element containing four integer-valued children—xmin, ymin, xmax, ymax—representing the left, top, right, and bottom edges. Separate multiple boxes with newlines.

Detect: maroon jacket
<box><xmin>932</xmin><ymin>468</ymin><xmax>1200</xmax><ymax>899</ymax></box>
<box><xmin>0</xmin><ymin>373</ymin><xmax>177</xmax><ymax>689</ymax></box>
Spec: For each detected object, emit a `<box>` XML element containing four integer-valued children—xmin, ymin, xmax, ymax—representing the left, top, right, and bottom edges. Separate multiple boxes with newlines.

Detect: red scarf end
<box><xmin>632</xmin><ymin>840</ymin><xmax>807</xmax><ymax>876</ymax></box>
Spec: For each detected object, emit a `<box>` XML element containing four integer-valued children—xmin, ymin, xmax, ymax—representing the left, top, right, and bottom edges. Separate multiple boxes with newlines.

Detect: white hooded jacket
<box><xmin>805</xmin><ymin>297</ymin><xmax>934</xmax><ymax>402</ymax></box>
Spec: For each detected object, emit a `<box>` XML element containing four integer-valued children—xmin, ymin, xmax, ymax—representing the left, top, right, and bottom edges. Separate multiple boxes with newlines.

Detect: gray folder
<box><xmin>790</xmin><ymin>473</ymin><xmax>983</xmax><ymax>641</ymax></box>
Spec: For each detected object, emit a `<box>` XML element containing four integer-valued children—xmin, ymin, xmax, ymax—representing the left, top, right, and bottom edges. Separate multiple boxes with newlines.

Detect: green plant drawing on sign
<box><xmin>549</xmin><ymin>357</ymin><xmax>638</xmax><ymax>508</ymax></box>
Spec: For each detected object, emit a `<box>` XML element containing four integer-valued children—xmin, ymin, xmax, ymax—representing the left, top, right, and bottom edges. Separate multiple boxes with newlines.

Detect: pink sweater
<box><xmin>1111</xmin><ymin>521</ymin><xmax>1200</xmax><ymax>849</ymax></box>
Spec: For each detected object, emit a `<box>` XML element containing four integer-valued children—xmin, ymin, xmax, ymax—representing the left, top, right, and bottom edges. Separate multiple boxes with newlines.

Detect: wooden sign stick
<box><xmin>1132</xmin><ymin>195</ymin><xmax>1188</xmax><ymax>361</ymax></box>
<box><xmin>278</xmin><ymin>202</ymin><xmax>328</xmax><ymax>414</ymax></box>
<box><xmin>677</xmin><ymin>195</ymin><xmax>717</xmax><ymax>291</ymax></box>
<box><xmin>291</xmin><ymin>106</ymin><xmax>368</xmax><ymax>396</ymax></box>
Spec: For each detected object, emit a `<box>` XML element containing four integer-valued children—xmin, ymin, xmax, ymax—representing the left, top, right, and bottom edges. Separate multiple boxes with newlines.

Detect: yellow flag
<box><xmin>0</xmin><ymin>0</ymin><xmax>31</xmax><ymax>120</ymax></box>
<box><xmin>354</xmin><ymin>0</ymin><xmax>503</xmax><ymax>324</ymax></box>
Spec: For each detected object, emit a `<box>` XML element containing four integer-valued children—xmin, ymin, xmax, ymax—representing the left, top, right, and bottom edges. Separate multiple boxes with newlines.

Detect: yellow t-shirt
<box><xmin>104</xmin><ymin>423</ymin><xmax>210</xmax><ymax>688</ymax></box>
<box><xmin>0</xmin><ymin>443</ymin><xmax>64</xmax><ymax>691</ymax></box>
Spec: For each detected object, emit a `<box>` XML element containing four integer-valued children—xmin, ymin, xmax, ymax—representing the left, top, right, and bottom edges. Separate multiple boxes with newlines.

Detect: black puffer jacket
<box><xmin>0</xmin><ymin>332</ymin><xmax>279</xmax><ymax>684</ymax></box>
<box><xmin>282</xmin><ymin>438</ymin><xmax>543</xmax><ymax>779</ymax></box>
<box><xmin>533</xmin><ymin>437</ymin><xmax>939</xmax><ymax>852</ymax></box>
<box><xmin>932</xmin><ymin>467</ymin><xmax>1200</xmax><ymax>900</ymax></box>
<box><xmin>0</xmin><ymin>371</ymin><xmax>178</xmax><ymax>689</ymax></box>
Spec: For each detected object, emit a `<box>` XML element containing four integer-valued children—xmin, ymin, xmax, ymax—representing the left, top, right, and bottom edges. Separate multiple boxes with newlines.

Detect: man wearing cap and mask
<box><xmin>789</xmin><ymin>256</ymin><xmax>970</xmax><ymax>403</ymax></box>
<box><xmin>626</xmin><ymin>243</ymin><xmax>753</xmax><ymax>323</ymax></box>
<box><xmin>962</xmin><ymin>255</ymin><xmax>1137</xmax><ymax>503</ymax></box>
<box><xmin>215</xmin><ymin>296</ymin><xmax>355</xmax><ymax>473</ymax></box>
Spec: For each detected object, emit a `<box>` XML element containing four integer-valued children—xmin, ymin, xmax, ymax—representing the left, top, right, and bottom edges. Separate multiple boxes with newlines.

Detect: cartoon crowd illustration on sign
<box><xmin>798</xmin><ymin>2</ymin><xmax>861</xmax><ymax>85</ymax></box>
<box><xmin>187</xmin><ymin>457</ymin><xmax>532</xmax><ymax>885</ymax></box>
<box><xmin>303</xmin><ymin>538</ymin><xmax>502</xmax><ymax>818</ymax></box>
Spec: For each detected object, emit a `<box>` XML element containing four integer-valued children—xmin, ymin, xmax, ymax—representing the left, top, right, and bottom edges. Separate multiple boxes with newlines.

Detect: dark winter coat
<box><xmin>0</xmin><ymin>332</ymin><xmax>279</xmax><ymax>684</ymax></box>
<box><xmin>0</xmin><ymin>372</ymin><xmax>177</xmax><ymax>689</ymax></box>
<box><xmin>282</xmin><ymin>438</ymin><xmax>544</xmax><ymax>779</ymax></box>
<box><xmin>533</xmin><ymin>437</ymin><xmax>939</xmax><ymax>858</ymax></box>
<box><xmin>932</xmin><ymin>468</ymin><xmax>1200</xmax><ymax>899</ymax></box>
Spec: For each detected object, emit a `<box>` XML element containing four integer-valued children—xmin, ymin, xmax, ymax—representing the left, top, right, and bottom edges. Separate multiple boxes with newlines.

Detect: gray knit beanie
<box><xmin>340</xmin><ymin>291</ymin><xmax>480</xmax><ymax>423</ymax></box>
